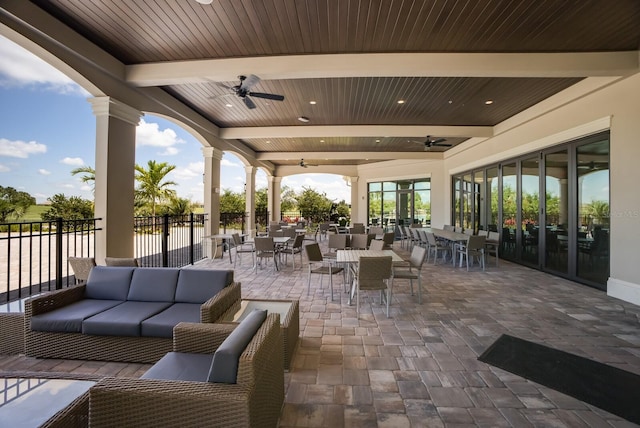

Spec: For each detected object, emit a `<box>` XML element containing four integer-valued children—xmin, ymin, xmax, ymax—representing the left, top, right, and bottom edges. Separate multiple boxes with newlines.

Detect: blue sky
<box><xmin>0</xmin><ymin>35</ymin><xmax>351</xmax><ymax>205</ymax></box>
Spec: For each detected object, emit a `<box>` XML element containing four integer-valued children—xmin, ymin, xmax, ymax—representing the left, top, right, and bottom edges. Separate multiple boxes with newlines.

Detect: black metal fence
<box><xmin>0</xmin><ymin>218</ymin><xmax>100</xmax><ymax>303</ymax></box>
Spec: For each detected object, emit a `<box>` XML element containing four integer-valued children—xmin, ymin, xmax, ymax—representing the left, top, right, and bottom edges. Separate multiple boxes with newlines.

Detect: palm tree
<box><xmin>135</xmin><ymin>160</ymin><xmax>177</xmax><ymax>217</ymax></box>
<box><xmin>71</xmin><ymin>166</ymin><xmax>96</xmax><ymax>192</ymax></box>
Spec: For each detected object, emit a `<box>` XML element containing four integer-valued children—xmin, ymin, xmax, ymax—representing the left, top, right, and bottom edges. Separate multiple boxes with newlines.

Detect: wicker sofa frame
<box><xmin>89</xmin><ymin>313</ymin><xmax>284</xmax><ymax>428</ymax></box>
<box><xmin>24</xmin><ymin>281</ymin><xmax>241</xmax><ymax>364</ymax></box>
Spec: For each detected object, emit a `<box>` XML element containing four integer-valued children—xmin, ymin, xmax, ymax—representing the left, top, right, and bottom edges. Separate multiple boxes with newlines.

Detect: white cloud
<box><xmin>0</xmin><ymin>164</ymin><xmax>10</xmax><ymax>172</ymax></box>
<box><xmin>172</xmin><ymin>161</ymin><xmax>204</xmax><ymax>180</ymax></box>
<box><xmin>0</xmin><ymin>36</ymin><xmax>85</xmax><ymax>95</ymax></box>
<box><xmin>60</xmin><ymin>157</ymin><xmax>84</xmax><ymax>166</ymax></box>
<box><xmin>38</xmin><ymin>169</ymin><xmax>51</xmax><ymax>175</ymax></box>
<box><xmin>136</xmin><ymin>119</ymin><xmax>186</xmax><ymax>151</ymax></box>
<box><xmin>159</xmin><ymin>147</ymin><xmax>180</xmax><ymax>156</ymax></box>
<box><xmin>221</xmin><ymin>158</ymin><xmax>241</xmax><ymax>167</ymax></box>
<box><xmin>0</xmin><ymin>138</ymin><xmax>47</xmax><ymax>158</ymax></box>
<box><xmin>59</xmin><ymin>183</ymin><xmax>75</xmax><ymax>189</ymax></box>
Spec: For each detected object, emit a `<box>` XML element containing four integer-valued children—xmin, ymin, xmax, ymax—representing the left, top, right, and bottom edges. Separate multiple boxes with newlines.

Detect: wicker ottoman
<box><xmin>220</xmin><ymin>299</ymin><xmax>299</xmax><ymax>370</ymax></box>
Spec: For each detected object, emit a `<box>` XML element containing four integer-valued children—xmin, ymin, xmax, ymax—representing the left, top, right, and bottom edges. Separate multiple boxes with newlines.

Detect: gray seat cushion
<box><xmin>207</xmin><ymin>309</ymin><xmax>267</xmax><ymax>384</ymax></box>
<box><xmin>85</xmin><ymin>266</ymin><xmax>135</xmax><ymax>300</ymax></box>
<box><xmin>175</xmin><ymin>269</ymin><xmax>234</xmax><ymax>304</ymax></box>
<box><xmin>82</xmin><ymin>301</ymin><xmax>172</xmax><ymax>336</ymax></box>
<box><xmin>140</xmin><ymin>303</ymin><xmax>201</xmax><ymax>338</ymax></box>
<box><xmin>30</xmin><ymin>299</ymin><xmax>123</xmax><ymax>333</ymax></box>
<box><xmin>141</xmin><ymin>352</ymin><xmax>213</xmax><ymax>382</ymax></box>
<box><xmin>128</xmin><ymin>268</ymin><xmax>179</xmax><ymax>302</ymax></box>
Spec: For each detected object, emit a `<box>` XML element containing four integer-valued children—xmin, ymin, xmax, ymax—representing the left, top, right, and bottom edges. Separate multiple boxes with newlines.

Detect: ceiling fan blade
<box><xmin>240</xmin><ymin>74</ymin><xmax>261</xmax><ymax>90</ymax></box>
<box><xmin>431</xmin><ymin>138</ymin><xmax>447</xmax><ymax>145</ymax></box>
<box><xmin>433</xmin><ymin>142</ymin><xmax>452</xmax><ymax>147</ymax></box>
<box><xmin>243</xmin><ymin>96</ymin><xmax>256</xmax><ymax>109</ymax></box>
<box><xmin>249</xmin><ymin>92</ymin><xmax>285</xmax><ymax>101</ymax></box>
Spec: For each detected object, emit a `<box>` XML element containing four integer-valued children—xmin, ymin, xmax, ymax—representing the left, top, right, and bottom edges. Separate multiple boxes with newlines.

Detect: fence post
<box><xmin>162</xmin><ymin>214</ymin><xmax>169</xmax><ymax>267</ymax></box>
<box><xmin>189</xmin><ymin>213</ymin><xmax>195</xmax><ymax>265</ymax></box>
<box><xmin>55</xmin><ymin>217</ymin><xmax>63</xmax><ymax>290</ymax></box>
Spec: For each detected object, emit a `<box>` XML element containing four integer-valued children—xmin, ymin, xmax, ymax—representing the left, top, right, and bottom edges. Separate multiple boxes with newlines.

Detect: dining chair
<box><xmin>281</xmin><ymin>233</ymin><xmax>305</xmax><ymax>269</ymax></box>
<box><xmin>231</xmin><ymin>232</ymin><xmax>256</xmax><ymax>268</ymax></box>
<box><xmin>324</xmin><ymin>233</ymin><xmax>348</xmax><ymax>260</ymax></box>
<box><xmin>478</xmin><ymin>230</ymin><xmax>489</xmax><ymax>237</ymax></box>
<box><xmin>424</xmin><ymin>231</ymin><xmax>450</xmax><ymax>264</ymax></box>
<box><xmin>393</xmin><ymin>245</ymin><xmax>426</xmax><ymax>304</ymax></box>
<box><xmin>304</xmin><ymin>225</ymin><xmax>319</xmax><ymax>243</ymax></box>
<box><xmin>68</xmin><ymin>256</ymin><xmax>96</xmax><ymax>284</ymax></box>
<box><xmin>304</xmin><ymin>243</ymin><xmax>344</xmax><ymax>301</ymax></box>
<box><xmin>369</xmin><ymin>226</ymin><xmax>384</xmax><ymax>236</ymax></box>
<box><xmin>105</xmin><ymin>257</ymin><xmax>139</xmax><ymax>267</ymax></box>
<box><xmin>254</xmin><ymin>237</ymin><xmax>279</xmax><ymax>271</ymax></box>
<box><xmin>349</xmin><ymin>233</ymin><xmax>368</xmax><ymax>250</ymax></box>
<box><xmin>464</xmin><ymin>228</ymin><xmax>474</xmax><ymax>235</ymax></box>
<box><xmin>458</xmin><ymin>235</ymin><xmax>486</xmax><ymax>271</ymax></box>
<box><xmin>319</xmin><ymin>222</ymin><xmax>331</xmax><ymax>240</ymax></box>
<box><xmin>349</xmin><ymin>224</ymin><xmax>365</xmax><ymax>234</ymax></box>
<box><xmin>485</xmin><ymin>231</ymin><xmax>500</xmax><ymax>266</ymax></box>
<box><xmin>381</xmin><ymin>232</ymin><xmax>395</xmax><ymax>249</ymax></box>
<box><xmin>354</xmin><ymin>256</ymin><xmax>393</xmax><ymax>317</ymax></box>
<box><xmin>369</xmin><ymin>239</ymin><xmax>385</xmax><ymax>251</ymax></box>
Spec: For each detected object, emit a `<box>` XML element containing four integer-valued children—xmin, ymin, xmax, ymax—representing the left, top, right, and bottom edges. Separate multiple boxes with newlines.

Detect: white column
<box><xmin>202</xmin><ymin>147</ymin><xmax>223</xmax><ymax>255</ymax></box>
<box><xmin>273</xmin><ymin>176</ymin><xmax>282</xmax><ymax>222</ymax></box>
<box><xmin>350</xmin><ymin>176</ymin><xmax>359</xmax><ymax>223</ymax></box>
<box><xmin>245</xmin><ymin>165</ymin><xmax>256</xmax><ymax>233</ymax></box>
<box><xmin>89</xmin><ymin>97</ymin><xmax>141</xmax><ymax>264</ymax></box>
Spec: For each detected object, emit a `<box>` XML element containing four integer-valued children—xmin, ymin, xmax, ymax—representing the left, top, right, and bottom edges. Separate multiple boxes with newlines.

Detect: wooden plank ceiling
<box><xmin>30</xmin><ymin>0</ymin><xmax>640</xmax><ymax>167</ymax></box>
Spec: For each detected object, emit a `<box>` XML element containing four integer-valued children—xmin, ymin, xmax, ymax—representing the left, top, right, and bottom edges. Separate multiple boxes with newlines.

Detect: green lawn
<box><xmin>21</xmin><ymin>205</ymin><xmax>50</xmax><ymax>221</ymax></box>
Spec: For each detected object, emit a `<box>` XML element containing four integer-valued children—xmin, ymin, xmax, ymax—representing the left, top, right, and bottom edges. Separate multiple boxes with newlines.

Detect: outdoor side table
<box><xmin>220</xmin><ymin>299</ymin><xmax>299</xmax><ymax>370</ymax></box>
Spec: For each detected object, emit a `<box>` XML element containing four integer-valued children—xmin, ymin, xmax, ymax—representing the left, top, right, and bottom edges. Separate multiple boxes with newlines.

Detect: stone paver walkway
<box><xmin>1</xmin><ymin>239</ymin><xmax>639</xmax><ymax>427</ymax></box>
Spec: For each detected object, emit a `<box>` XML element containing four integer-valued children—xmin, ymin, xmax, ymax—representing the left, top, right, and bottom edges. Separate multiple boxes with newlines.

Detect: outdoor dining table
<box><xmin>203</xmin><ymin>233</ymin><xmax>247</xmax><ymax>263</ymax></box>
<box><xmin>336</xmin><ymin>249</ymin><xmax>404</xmax><ymax>304</ymax></box>
<box><xmin>425</xmin><ymin>228</ymin><xmax>469</xmax><ymax>265</ymax></box>
<box><xmin>244</xmin><ymin>236</ymin><xmax>291</xmax><ymax>269</ymax></box>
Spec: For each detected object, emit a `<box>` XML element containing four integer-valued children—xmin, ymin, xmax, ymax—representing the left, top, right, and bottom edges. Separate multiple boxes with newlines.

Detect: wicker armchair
<box><xmin>89</xmin><ymin>314</ymin><xmax>284</xmax><ymax>428</ymax></box>
<box><xmin>67</xmin><ymin>257</ymin><xmax>96</xmax><ymax>284</ymax></box>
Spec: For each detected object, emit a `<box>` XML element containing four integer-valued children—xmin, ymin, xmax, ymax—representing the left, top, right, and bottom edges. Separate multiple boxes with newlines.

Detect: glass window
<box><xmin>502</xmin><ymin>163</ymin><xmax>517</xmax><ymax>260</ymax></box>
<box><xmin>521</xmin><ymin>157</ymin><xmax>540</xmax><ymax>265</ymax></box>
<box><xmin>545</xmin><ymin>150</ymin><xmax>569</xmax><ymax>273</ymax></box>
<box><xmin>577</xmin><ymin>139</ymin><xmax>610</xmax><ymax>284</ymax></box>
<box><xmin>487</xmin><ymin>167</ymin><xmax>499</xmax><ymax>232</ymax></box>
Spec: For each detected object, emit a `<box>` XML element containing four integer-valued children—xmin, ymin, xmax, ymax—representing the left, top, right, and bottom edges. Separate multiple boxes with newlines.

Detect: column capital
<box><xmin>244</xmin><ymin>165</ymin><xmax>256</xmax><ymax>175</ymax></box>
<box><xmin>201</xmin><ymin>146</ymin><xmax>224</xmax><ymax>160</ymax></box>
<box><xmin>273</xmin><ymin>176</ymin><xmax>283</xmax><ymax>184</ymax></box>
<box><xmin>88</xmin><ymin>97</ymin><xmax>142</xmax><ymax>126</ymax></box>
<box><xmin>349</xmin><ymin>176</ymin><xmax>359</xmax><ymax>183</ymax></box>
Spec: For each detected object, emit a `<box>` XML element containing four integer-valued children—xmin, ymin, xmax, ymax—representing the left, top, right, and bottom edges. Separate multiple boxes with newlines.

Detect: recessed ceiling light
<box><xmin>320</xmin><ymin>139</ymin><xmax>325</xmax><ymax>143</ymax></box>
<box><xmin>309</xmin><ymin>100</ymin><xmax>317</xmax><ymax>105</ymax></box>
<box><xmin>225</xmin><ymin>103</ymin><xmax>233</xmax><ymax>108</ymax></box>
<box><xmin>397</xmin><ymin>99</ymin><xmax>406</xmax><ymax>104</ymax></box>
<box><xmin>375</xmin><ymin>139</ymin><xmax>380</xmax><ymax>143</ymax></box>
<box><xmin>485</xmin><ymin>100</ymin><xmax>494</xmax><ymax>105</ymax></box>
<box><xmin>297</xmin><ymin>116</ymin><xmax>310</xmax><ymax>123</ymax></box>
<box><xmin>266</xmin><ymin>140</ymin><xmax>271</xmax><ymax>144</ymax></box>
<box><xmin>195</xmin><ymin>0</ymin><xmax>213</xmax><ymax>4</ymax></box>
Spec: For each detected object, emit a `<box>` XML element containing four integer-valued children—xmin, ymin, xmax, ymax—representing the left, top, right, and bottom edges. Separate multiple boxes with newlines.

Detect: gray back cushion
<box><xmin>175</xmin><ymin>269</ymin><xmax>234</xmax><ymax>303</ymax></box>
<box><xmin>207</xmin><ymin>309</ymin><xmax>267</xmax><ymax>384</ymax></box>
<box><xmin>128</xmin><ymin>268</ymin><xmax>179</xmax><ymax>302</ymax></box>
<box><xmin>85</xmin><ymin>266</ymin><xmax>135</xmax><ymax>300</ymax></box>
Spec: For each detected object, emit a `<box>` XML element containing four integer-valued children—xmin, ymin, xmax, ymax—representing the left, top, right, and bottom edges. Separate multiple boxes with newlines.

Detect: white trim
<box><xmin>607</xmin><ymin>277</ymin><xmax>640</xmax><ymax>306</ymax></box>
<box><xmin>447</xmin><ymin>116</ymin><xmax>611</xmax><ymax>175</ymax></box>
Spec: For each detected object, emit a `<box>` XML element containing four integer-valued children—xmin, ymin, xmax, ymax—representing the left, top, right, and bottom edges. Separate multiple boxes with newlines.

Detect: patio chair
<box><xmin>319</xmin><ymin>222</ymin><xmax>331</xmax><ymax>240</ymax></box>
<box><xmin>231</xmin><ymin>233</ymin><xmax>256</xmax><ymax>268</ymax></box>
<box><xmin>324</xmin><ymin>233</ymin><xmax>348</xmax><ymax>260</ymax></box>
<box><xmin>425</xmin><ymin>231</ymin><xmax>450</xmax><ymax>264</ymax></box>
<box><xmin>381</xmin><ymin>232</ymin><xmax>395</xmax><ymax>249</ymax></box>
<box><xmin>281</xmin><ymin>234</ymin><xmax>305</xmax><ymax>269</ymax></box>
<box><xmin>369</xmin><ymin>239</ymin><xmax>385</xmax><ymax>251</ymax></box>
<box><xmin>353</xmin><ymin>256</ymin><xmax>393</xmax><ymax>317</ymax></box>
<box><xmin>304</xmin><ymin>225</ymin><xmax>319</xmax><ymax>242</ymax></box>
<box><xmin>253</xmin><ymin>237</ymin><xmax>279</xmax><ymax>271</ymax></box>
<box><xmin>68</xmin><ymin>257</ymin><xmax>96</xmax><ymax>284</ymax></box>
<box><xmin>349</xmin><ymin>233</ymin><xmax>368</xmax><ymax>250</ymax></box>
<box><xmin>485</xmin><ymin>231</ymin><xmax>500</xmax><ymax>266</ymax></box>
<box><xmin>304</xmin><ymin>243</ymin><xmax>343</xmax><ymax>301</ymax></box>
<box><xmin>369</xmin><ymin>226</ymin><xmax>384</xmax><ymax>237</ymax></box>
<box><xmin>349</xmin><ymin>224</ymin><xmax>365</xmax><ymax>234</ymax></box>
<box><xmin>105</xmin><ymin>257</ymin><xmax>139</xmax><ymax>267</ymax></box>
<box><xmin>458</xmin><ymin>235</ymin><xmax>486</xmax><ymax>271</ymax></box>
<box><xmin>393</xmin><ymin>245</ymin><xmax>426</xmax><ymax>304</ymax></box>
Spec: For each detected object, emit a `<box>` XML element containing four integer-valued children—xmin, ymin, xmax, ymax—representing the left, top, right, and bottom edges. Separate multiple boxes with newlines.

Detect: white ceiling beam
<box><xmin>126</xmin><ymin>52</ymin><xmax>639</xmax><ymax>86</ymax></box>
<box><xmin>256</xmin><ymin>151</ymin><xmax>443</xmax><ymax>161</ymax></box>
<box><xmin>220</xmin><ymin>125</ymin><xmax>493</xmax><ymax>140</ymax></box>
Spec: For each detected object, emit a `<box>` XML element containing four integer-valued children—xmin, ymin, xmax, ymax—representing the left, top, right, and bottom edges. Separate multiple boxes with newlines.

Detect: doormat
<box><xmin>478</xmin><ymin>334</ymin><xmax>640</xmax><ymax>424</ymax></box>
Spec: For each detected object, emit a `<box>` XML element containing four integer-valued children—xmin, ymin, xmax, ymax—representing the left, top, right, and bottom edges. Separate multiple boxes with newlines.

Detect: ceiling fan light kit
<box><xmin>297</xmin><ymin>116</ymin><xmax>310</xmax><ymax>123</ymax></box>
<box><xmin>214</xmin><ymin>75</ymin><xmax>284</xmax><ymax>109</ymax></box>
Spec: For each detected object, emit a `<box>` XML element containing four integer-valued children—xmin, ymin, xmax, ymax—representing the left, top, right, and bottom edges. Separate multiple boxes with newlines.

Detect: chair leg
<box><xmin>328</xmin><ymin>266</ymin><xmax>334</xmax><ymax>301</ymax></box>
<box><xmin>417</xmin><ymin>276</ymin><xmax>422</xmax><ymax>304</ymax></box>
<box><xmin>307</xmin><ymin>267</ymin><xmax>312</xmax><ymax>296</ymax></box>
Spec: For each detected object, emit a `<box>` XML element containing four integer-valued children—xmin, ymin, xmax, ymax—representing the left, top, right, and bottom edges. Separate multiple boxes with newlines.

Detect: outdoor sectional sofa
<box><xmin>25</xmin><ymin>266</ymin><xmax>240</xmax><ymax>363</ymax></box>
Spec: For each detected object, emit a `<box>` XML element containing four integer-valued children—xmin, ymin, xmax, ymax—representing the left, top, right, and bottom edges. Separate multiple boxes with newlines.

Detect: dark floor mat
<box><xmin>478</xmin><ymin>334</ymin><xmax>640</xmax><ymax>425</ymax></box>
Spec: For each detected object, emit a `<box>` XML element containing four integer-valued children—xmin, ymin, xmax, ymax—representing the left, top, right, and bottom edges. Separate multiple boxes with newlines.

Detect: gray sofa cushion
<box><xmin>207</xmin><ymin>309</ymin><xmax>267</xmax><ymax>384</ymax></box>
<box><xmin>140</xmin><ymin>303</ymin><xmax>201</xmax><ymax>338</ymax></box>
<box><xmin>175</xmin><ymin>269</ymin><xmax>234</xmax><ymax>304</ymax></box>
<box><xmin>141</xmin><ymin>352</ymin><xmax>213</xmax><ymax>382</ymax></box>
<box><xmin>30</xmin><ymin>299</ymin><xmax>123</xmax><ymax>333</ymax></box>
<box><xmin>128</xmin><ymin>268</ymin><xmax>179</xmax><ymax>302</ymax></box>
<box><xmin>82</xmin><ymin>301</ymin><xmax>172</xmax><ymax>337</ymax></box>
<box><xmin>85</xmin><ymin>266</ymin><xmax>135</xmax><ymax>300</ymax></box>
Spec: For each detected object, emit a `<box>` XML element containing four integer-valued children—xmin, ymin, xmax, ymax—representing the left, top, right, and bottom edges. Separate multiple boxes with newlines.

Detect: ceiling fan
<box><xmin>417</xmin><ymin>136</ymin><xmax>452</xmax><ymax>151</ymax></box>
<box><xmin>299</xmin><ymin>159</ymin><xmax>317</xmax><ymax>168</ymax></box>
<box><xmin>213</xmin><ymin>75</ymin><xmax>284</xmax><ymax>109</ymax></box>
